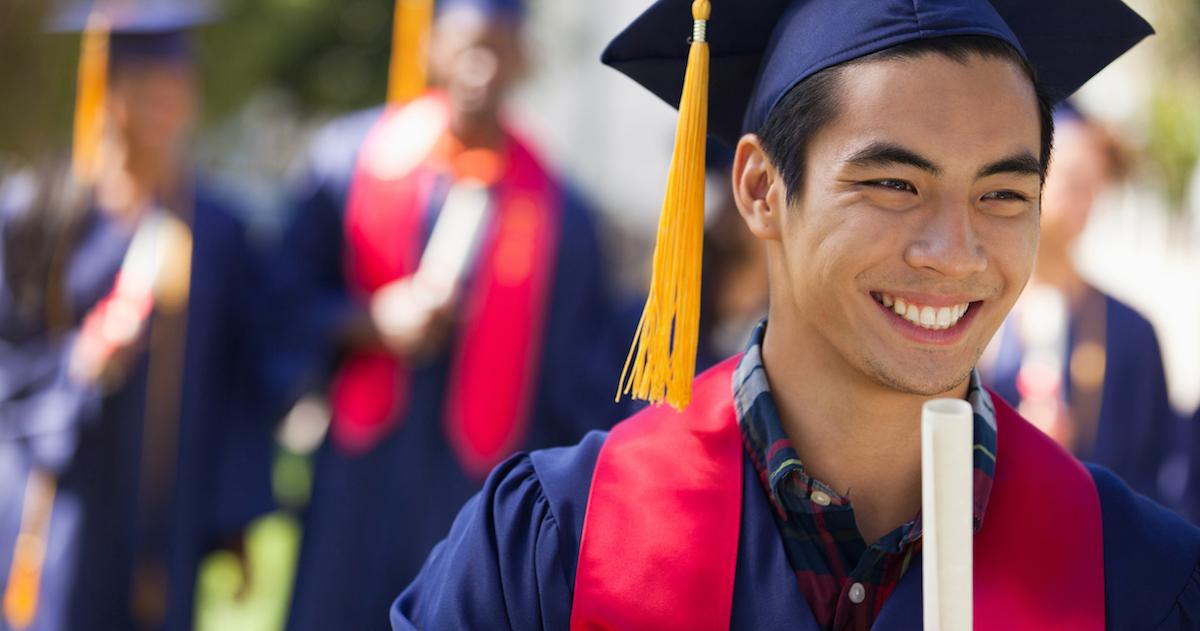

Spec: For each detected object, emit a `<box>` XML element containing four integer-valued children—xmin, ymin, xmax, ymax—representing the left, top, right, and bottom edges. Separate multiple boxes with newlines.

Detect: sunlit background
<box><xmin>1</xmin><ymin>0</ymin><xmax>1198</xmax><ymax>628</ymax></box>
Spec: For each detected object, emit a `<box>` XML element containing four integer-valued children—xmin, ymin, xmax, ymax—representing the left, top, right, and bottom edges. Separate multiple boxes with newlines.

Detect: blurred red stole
<box><xmin>332</xmin><ymin>93</ymin><xmax>561</xmax><ymax>479</ymax></box>
<box><xmin>570</xmin><ymin>356</ymin><xmax>1105</xmax><ymax>630</ymax></box>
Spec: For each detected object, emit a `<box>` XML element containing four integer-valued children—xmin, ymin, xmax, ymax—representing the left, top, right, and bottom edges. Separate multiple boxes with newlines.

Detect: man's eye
<box><xmin>866</xmin><ymin>179</ymin><xmax>917</xmax><ymax>193</ymax></box>
<box><xmin>982</xmin><ymin>190</ymin><xmax>1030</xmax><ymax>202</ymax></box>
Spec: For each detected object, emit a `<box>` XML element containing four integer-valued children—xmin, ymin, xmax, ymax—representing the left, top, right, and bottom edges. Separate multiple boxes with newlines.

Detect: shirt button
<box><xmin>848</xmin><ymin>583</ymin><xmax>866</xmax><ymax>604</ymax></box>
<box><xmin>811</xmin><ymin>491</ymin><xmax>832</xmax><ymax>506</ymax></box>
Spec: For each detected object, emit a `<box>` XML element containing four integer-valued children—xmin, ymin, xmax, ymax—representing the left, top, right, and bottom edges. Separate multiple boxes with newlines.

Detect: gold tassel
<box><xmin>3</xmin><ymin>471</ymin><xmax>56</xmax><ymax>630</ymax></box>
<box><xmin>617</xmin><ymin>0</ymin><xmax>711</xmax><ymax>409</ymax></box>
<box><xmin>387</xmin><ymin>0</ymin><xmax>436</xmax><ymax>106</ymax></box>
<box><xmin>72</xmin><ymin>16</ymin><xmax>110</xmax><ymax>184</ymax></box>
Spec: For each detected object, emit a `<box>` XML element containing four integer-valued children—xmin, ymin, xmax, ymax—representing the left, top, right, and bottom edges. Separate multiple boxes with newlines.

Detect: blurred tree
<box><xmin>1145</xmin><ymin>0</ymin><xmax>1200</xmax><ymax>211</ymax></box>
<box><xmin>199</xmin><ymin>0</ymin><xmax>393</xmax><ymax>121</ymax></box>
<box><xmin>0</xmin><ymin>0</ymin><xmax>397</xmax><ymax>162</ymax></box>
<box><xmin>0</xmin><ymin>0</ymin><xmax>76</xmax><ymax>160</ymax></box>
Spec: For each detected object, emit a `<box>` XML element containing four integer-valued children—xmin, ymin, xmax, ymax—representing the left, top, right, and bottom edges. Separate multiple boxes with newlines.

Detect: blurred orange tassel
<box><xmin>72</xmin><ymin>17</ymin><xmax>110</xmax><ymax>183</ymax></box>
<box><xmin>3</xmin><ymin>471</ymin><xmax>56</xmax><ymax>630</ymax></box>
<box><xmin>388</xmin><ymin>0</ymin><xmax>436</xmax><ymax>106</ymax></box>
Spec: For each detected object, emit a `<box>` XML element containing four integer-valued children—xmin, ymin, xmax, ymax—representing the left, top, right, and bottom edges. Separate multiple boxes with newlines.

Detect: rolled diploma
<box><xmin>415</xmin><ymin>180</ymin><xmax>493</xmax><ymax>298</ymax></box>
<box><xmin>921</xmin><ymin>398</ymin><xmax>974</xmax><ymax>631</ymax></box>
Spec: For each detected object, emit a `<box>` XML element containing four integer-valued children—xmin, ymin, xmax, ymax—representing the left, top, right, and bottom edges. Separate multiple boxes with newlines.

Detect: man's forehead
<box><xmin>824</xmin><ymin>55</ymin><xmax>1042</xmax><ymax>164</ymax></box>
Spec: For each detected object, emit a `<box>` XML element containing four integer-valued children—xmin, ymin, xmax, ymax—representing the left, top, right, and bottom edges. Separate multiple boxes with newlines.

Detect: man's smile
<box><xmin>869</xmin><ymin>291</ymin><xmax>985</xmax><ymax>344</ymax></box>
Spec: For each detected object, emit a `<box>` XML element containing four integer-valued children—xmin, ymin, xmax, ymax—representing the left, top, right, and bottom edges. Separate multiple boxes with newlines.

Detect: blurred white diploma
<box><xmin>370</xmin><ymin>179</ymin><xmax>493</xmax><ymax>340</ymax></box>
<box><xmin>922</xmin><ymin>398</ymin><xmax>974</xmax><ymax>631</ymax></box>
<box><xmin>415</xmin><ymin>180</ymin><xmax>493</xmax><ymax>301</ymax></box>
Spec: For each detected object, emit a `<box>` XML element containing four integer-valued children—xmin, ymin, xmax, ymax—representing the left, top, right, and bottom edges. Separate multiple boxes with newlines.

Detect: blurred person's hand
<box><xmin>68</xmin><ymin>319</ymin><xmax>147</xmax><ymax>390</ymax></box>
<box><xmin>369</xmin><ymin>275</ymin><xmax>456</xmax><ymax>360</ymax></box>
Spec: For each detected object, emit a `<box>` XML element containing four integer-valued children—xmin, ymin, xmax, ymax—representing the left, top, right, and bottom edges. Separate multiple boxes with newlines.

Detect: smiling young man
<box><xmin>390</xmin><ymin>1</ymin><xmax>1200</xmax><ymax>629</ymax></box>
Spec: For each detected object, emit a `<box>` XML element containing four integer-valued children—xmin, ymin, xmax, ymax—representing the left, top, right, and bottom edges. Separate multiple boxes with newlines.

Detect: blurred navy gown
<box><xmin>1185</xmin><ymin>406</ymin><xmax>1200</xmax><ymax>523</ymax></box>
<box><xmin>986</xmin><ymin>291</ymin><xmax>1176</xmax><ymax>503</ymax></box>
<box><xmin>0</xmin><ymin>180</ymin><xmax>274</xmax><ymax>631</ymax></box>
<box><xmin>269</xmin><ymin>108</ymin><xmax>627</xmax><ymax>631</ymax></box>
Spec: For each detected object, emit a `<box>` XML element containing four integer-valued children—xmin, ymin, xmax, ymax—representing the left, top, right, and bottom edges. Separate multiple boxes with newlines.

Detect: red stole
<box><xmin>331</xmin><ymin>94</ymin><xmax>561</xmax><ymax>479</ymax></box>
<box><xmin>571</xmin><ymin>356</ymin><xmax>1105</xmax><ymax>630</ymax></box>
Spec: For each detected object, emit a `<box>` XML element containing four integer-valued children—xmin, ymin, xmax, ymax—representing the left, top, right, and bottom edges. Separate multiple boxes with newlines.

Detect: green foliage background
<box><xmin>1145</xmin><ymin>0</ymin><xmax>1200</xmax><ymax>209</ymax></box>
<box><xmin>0</xmin><ymin>0</ymin><xmax>398</xmax><ymax>159</ymax></box>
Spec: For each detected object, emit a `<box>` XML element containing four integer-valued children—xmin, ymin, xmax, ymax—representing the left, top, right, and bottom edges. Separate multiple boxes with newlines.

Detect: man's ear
<box><xmin>732</xmin><ymin>134</ymin><xmax>784</xmax><ymax>241</ymax></box>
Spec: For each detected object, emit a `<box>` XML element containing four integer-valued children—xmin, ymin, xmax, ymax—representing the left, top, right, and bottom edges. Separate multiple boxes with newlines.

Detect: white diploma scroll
<box><xmin>415</xmin><ymin>180</ymin><xmax>493</xmax><ymax>298</ymax></box>
<box><xmin>921</xmin><ymin>398</ymin><xmax>974</xmax><ymax>631</ymax></box>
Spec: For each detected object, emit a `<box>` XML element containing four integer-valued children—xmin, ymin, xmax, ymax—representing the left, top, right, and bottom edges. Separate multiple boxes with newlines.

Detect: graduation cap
<box><xmin>439</xmin><ymin>0</ymin><xmax>525</xmax><ymax>20</ymax></box>
<box><xmin>48</xmin><ymin>0</ymin><xmax>219</xmax><ymax>183</ymax></box>
<box><xmin>387</xmin><ymin>0</ymin><xmax>526</xmax><ymax>106</ymax></box>
<box><xmin>609</xmin><ymin>0</ymin><xmax>1153</xmax><ymax>409</ymax></box>
<box><xmin>48</xmin><ymin>0</ymin><xmax>219</xmax><ymax>63</ymax></box>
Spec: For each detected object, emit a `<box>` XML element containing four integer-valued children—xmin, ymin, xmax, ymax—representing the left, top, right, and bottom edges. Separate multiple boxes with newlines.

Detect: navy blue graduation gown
<box><xmin>0</xmin><ymin>183</ymin><xmax>275</xmax><ymax>631</ymax></box>
<box><xmin>987</xmin><ymin>292</ymin><xmax>1176</xmax><ymax>503</ymax></box>
<box><xmin>270</xmin><ymin>109</ymin><xmax>628</xmax><ymax>631</ymax></box>
<box><xmin>1184</xmin><ymin>407</ymin><xmax>1200</xmax><ymax>524</ymax></box>
<box><xmin>392</xmin><ymin>427</ymin><xmax>1200</xmax><ymax>630</ymax></box>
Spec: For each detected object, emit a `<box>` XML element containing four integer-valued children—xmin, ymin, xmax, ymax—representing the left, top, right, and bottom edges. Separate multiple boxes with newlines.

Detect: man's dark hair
<box><xmin>757</xmin><ymin>35</ymin><xmax>1056</xmax><ymax>203</ymax></box>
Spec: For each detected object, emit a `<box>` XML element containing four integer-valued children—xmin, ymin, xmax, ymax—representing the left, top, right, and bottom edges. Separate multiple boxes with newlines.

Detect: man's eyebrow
<box><xmin>976</xmin><ymin>151</ymin><xmax>1043</xmax><ymax>179</ymax></box>
<box><xmin>844</xmin><ymin>142</ymin><xmax>941</xmax><ymax>175</ymax></box>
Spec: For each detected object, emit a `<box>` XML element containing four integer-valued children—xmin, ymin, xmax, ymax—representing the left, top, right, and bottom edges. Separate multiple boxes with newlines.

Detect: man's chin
<box><xmin>862</xmin><ymin>356</ymin><xmax>974</xmax><ymax>398</ymax></box>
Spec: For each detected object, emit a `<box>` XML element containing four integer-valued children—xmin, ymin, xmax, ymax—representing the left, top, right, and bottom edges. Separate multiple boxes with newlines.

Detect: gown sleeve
<box><xmin>1089</xmin><ymin>464</ymin><xmax>1200</xmax><ymax>630</ymax></box>
<box><xmin>391</xmin><ymin>431</ymin><xmax>604</xmax><ymax>630</ymax></box>
<box><xmin>0</xmin><ymin>181</ymin><xmax>102</xmax><ymax>474</ymax></box>
<box><xmin>389</xmin><ymin>456</ymin><xmax>575</xmax><ymax>630</ymax></box>
<box><xmin>0</xmin><ymin>334</ymin><xmax>101</xmax><ymax>474</ymax></box>
<box><xmin>1150</xmin><ymin>566</ymin><xmax>1200</xmax><ymax>630</ymax></box>
<box><xmin>1123</xmin><ymin>308</ymin><xmax>1175</xmax><ymax>502</ymax></box>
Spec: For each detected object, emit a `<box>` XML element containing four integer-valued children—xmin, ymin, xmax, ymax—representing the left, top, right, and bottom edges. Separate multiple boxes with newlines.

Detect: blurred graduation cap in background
<box><xmin>47</xmin><ymin>0</ymin><xmax>220</xmax><ymax>63</ymax></box>
<box><xmin>604</xmin><ymin>0</ymin><xmax>1153</xmax><ymax>409</ymax></box>
<box><xmin>46</xmin><ymin>0</ymin><xmax>220</xmax><ymax>182</ymax></box>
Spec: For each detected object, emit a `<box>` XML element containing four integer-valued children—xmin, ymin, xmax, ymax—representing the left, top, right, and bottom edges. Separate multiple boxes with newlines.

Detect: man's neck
<box><xmin>449</xmin><ymin>112</ymin><xmax>504</xmax><ymax>150</ymax></box>
<box><xmin>760</xmin><ymin>311</ymin><xmax>968</xmax><ymax>544</ymax></box>
<box><xmin>95</xmin><ymin>147</ymin><xmax>181</xmax><ymax>224</ymax></box>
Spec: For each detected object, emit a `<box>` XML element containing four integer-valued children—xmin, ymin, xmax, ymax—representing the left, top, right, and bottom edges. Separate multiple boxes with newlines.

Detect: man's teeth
<box><xmin>878</xmin><ymin>293</ymin><xmax>970</xmax><ymax>330</ymax></box>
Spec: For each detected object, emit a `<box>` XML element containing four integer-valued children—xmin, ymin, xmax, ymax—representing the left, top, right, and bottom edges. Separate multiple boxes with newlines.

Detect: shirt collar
<box><xmin>732</xmin><ymin>319</ymin><xmax>997</xmax><ymax>534</ymax></box>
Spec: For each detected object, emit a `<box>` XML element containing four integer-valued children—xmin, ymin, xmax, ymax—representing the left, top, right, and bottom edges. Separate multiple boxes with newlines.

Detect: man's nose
<box><xmin>903</xmin><ymin>203</ymin><xmax>987</xmax><ymax>278</ymax></box>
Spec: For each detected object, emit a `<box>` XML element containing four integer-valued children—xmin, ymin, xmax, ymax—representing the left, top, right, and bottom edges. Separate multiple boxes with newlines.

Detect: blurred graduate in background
<box><xmin>981</xmin><ymin>103</ymin><xmax>1176</xmax><ymax>503</ymax></box>
<box><xmin>0</xmin><ymin>1</ymin><xmax>274</xmax><ymax>629</ymax></box>
<box><xmin>265</xmin><ymin>0</ymin><xmax>626</xmax><ymax>628</ymax></box>
<box><xmin>1186</xmin><ymin>405</ymin><xmax>1200</xmax><ymax>522</ymax></box>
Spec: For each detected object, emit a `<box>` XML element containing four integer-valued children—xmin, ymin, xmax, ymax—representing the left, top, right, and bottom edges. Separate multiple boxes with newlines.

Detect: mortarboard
<box><xmin>48</xmin><ymin>0</ymin><xmax>219</xmax><ymax>63</ymax></box>
<box><xmin>608</xmin><ymin>0</ymin><xmax>1153</xmax><ymax>409</ymax></box>
<box><xmin>439</xmin><ymin>0</ymin><xmax>525</xmax><ymax>21</ymax></box>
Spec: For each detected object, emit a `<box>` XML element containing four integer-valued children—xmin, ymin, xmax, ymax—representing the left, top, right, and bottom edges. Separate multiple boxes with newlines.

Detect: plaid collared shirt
<box><xmin>733</xmin><ymin>321</ymin><xmax>997</xmax><ymax>631</ymax></box>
